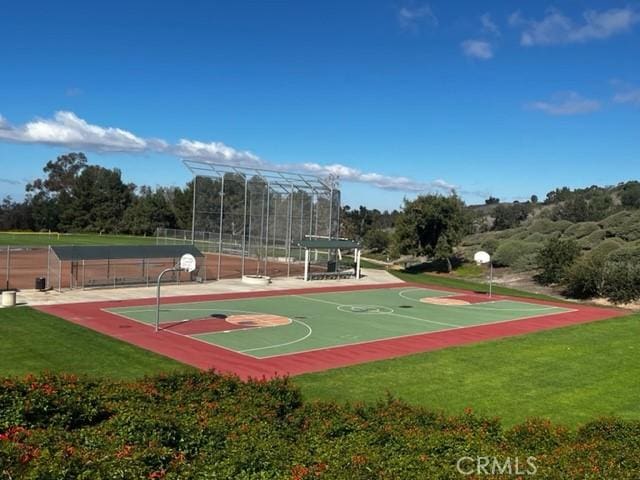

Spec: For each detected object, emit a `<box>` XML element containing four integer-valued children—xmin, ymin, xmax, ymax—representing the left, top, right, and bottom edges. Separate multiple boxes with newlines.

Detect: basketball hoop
<box><xmin>474</xmin><ymin>251</ymin><xmax>493</xmax><ymax>297</ymax></box>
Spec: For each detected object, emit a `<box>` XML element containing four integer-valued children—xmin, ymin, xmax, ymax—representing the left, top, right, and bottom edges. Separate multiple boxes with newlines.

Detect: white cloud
<box><xmin>480</xmin><ymin>13</ymin><xmax>500</xmax><ymax>36</ymax></box>
<box><xmin>612</xmin><ymin>81</ymin><xmax>640</xmax><ymax>106</ymax></box>
<box><xmin>0</xmin><ymin>111</ymin><xmax>457</xmax><ymax>194</ymax></box>
<box><xmin>173</xmin><ymin>139</ymin><xmax>264</xmax><ymax>167</ymax></box>
<box><xmin>511</xmin><ymin>7</ymin><xmax>639</xmax><ymax>46</ymax></box>
<box><xmin>397</xmin><ymin>4</ymin><xmax>438</xmax><ymax>31</ymax></box>
<box><xmin>527</xmin><ymin>91</ymin><xmax>601</xmax><ymax>116</ymax></box>
<box><xmin>300</xmin><ymin>162</ymin><xmax>456</xmax><ymax>193</ymax></box>
<box><xmin>0</xmin><ymin>111</ymin><xmax>167</xmax><ymax>152</ymax></box>
<box><xmin>461</xmin><ymin>39</ymin><xmax>494</xmax><ymax>59</ymax></box>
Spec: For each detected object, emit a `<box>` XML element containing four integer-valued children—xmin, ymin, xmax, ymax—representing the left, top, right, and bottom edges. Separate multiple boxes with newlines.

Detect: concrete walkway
<box><xmin>17</xmin><ymin>268</ymin><xmax>401</xmax><ymax>306</ymax></box>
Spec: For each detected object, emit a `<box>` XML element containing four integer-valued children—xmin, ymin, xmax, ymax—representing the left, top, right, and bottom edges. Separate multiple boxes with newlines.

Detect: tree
<box><xmin>620</xmin><ymin>182</ymin><xmax>640</xmax><ymax>209</ymax></box>
<box><xmin>25</xmin><ymin>152</ymin><xmax>88</xmax><ymax>230</ymax></box>
<box><xmin>393</xmin><ymin>194</ymin><xmax>471</xmax><ymax>257</ymax></box>
<box><xmin>0</xmin><ymin>197</ymin><xmax>34</xmax><ymax>230</ymax></box>
<box><xmin>122</xmin><ymin>187</ymin><xmax>177</xmax><ymax>235</ymax></box>
<box><xmin>535</xmin><ymin>238</ymin><xmax>581</xmax><ymax>285</ymax></box>
<box><xmin>530</xmin><ymin>195</ymin><xmax>538</xmax><ymax>204</ymax></box>
<box><xmin>363</xmin><ymin>229</ymin><xmax>390</xmax><ymax>253</ymax></box>
<box><xmin>433</xmin><ymin>234</ymin><xmax>453</xmax><ymax>272</ymax></box>
<box><xmin>485</xmin><ymin>196</ymin><xmax>500</xmax><ymax>205</ymax></box>
<box><xmin>492</xmin><ymin>203</ymin><xmax>531</xmax><ymax>230</ymax></box>
<box><xmin>62</xmin><ymin>165</ymin><xmax>134</xmax><ymax>232</ymax></box>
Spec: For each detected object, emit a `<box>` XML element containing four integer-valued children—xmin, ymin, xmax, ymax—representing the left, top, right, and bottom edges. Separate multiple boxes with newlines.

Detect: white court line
<box><xmin>239</xmin><ymin>319</ymin><xmax>313</xmax><ymax>353</ymax></box>
<box><xmin>396</xmin><ymin>290</ymin><xmax>565</xmax><ymax>313</ymax></box>
<box><xmin>398</xmin><ymin>288</ymin><xmax>458</xmax><ymax>303</ymax></box>
<box><xmin>294</xmin><ymin>294</ymin><xmax>462</xmax><ymax>328</ymax></box>
<box><xmin>388</xmin><ymin>312</ymin><xmax>461</xmax><ymax>328</ymax></box>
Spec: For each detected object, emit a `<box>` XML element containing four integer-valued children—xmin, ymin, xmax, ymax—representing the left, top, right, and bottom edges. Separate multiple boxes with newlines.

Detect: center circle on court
<box><xmin>337</xmin><ymin>304</ymin><xmax>394</xmax><ymax>314</ymax></box>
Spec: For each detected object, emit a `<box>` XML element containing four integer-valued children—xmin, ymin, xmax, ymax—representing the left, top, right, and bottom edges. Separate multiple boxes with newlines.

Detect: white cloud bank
<box><xmin>0</xmin><ymin>111</ymin><xmax>456</xmax><ymax>194</ymax></box>
<box><xmin>510</xmin><ymin>7</ymin><xmax>640</xmax><ymax>46</ymax></box>
<box><xmin>0</xmin><ymin>111</ymin><xmax>167</xmax><ymax>153</ymax></box>
<box><xmin>461</xmin><ymin>39</ymin><xmax>493</xmax><ymax>59</ymax></box>
<box><xmin>526</xmin><ymin>92</ymin><xmax>601</xmax><ymax>116</ymax></box>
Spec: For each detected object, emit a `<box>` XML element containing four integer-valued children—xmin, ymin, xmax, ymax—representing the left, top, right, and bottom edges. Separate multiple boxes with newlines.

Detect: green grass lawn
<box><xmin>296</xmin><ymin>313</ymin><xmax>639</xmax><ymax>427</ymax></box>
<box><xmin>391</xmin><ymin>269</ymin><xmax>567</xmax><ymax>303</ymax></box>
<box><xmin>0</xmin><ymin>307</ymin><xmax>189</xmax><ymax>379</ymax></box>
<box><xmin>0</xmin><ymin>231</ymin><xmax>157</xmax><ymax>247</ymax></box>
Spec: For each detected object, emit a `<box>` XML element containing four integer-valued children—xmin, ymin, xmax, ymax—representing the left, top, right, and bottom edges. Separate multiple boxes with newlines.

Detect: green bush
<box><xmin>563</xmin><ymin>222</ymin><xmax>600</xmax><ymax>239</ymax></box>
<box><xmin>493</xmin><ymin>241</ymin><xmax>541</xmax><ymax>267</ymax></box>
<box><xmin>1</xmin><ymin>372</ymin><xmax>640</xmax><ymax>479</ymax></box>
<box><xmin>566</xmin><ymin>243</ymin><xmax>640</xmax><ymax>302</ymax></box>
<box><xmin>601</xmin><ymin>210</ymin><xmax>640</xmax><ymax>241</ymax></box>
<box><xmin>529</xmin><ymin>219</ymin><xmax>573</xmax><ymax>235</ymax></box>
<box><xmin>510</xmin><ymin>253</ymin><xmax>539</xmax><ymax>272</ymax></box>
<box><xmin>577</xmin><ymin>228</ymin><xmax>606</xmax><ymax>249</ymax></box>
<box><xmin>599</xmin><ymin>210</ymin><xmax>635</xmax><ymax>229</ymax></box>
<box><xmin>535</xmin><ymin>238</ymin><xmax>581</xmax><ymax>285</ymax></box>
<box><xmin>480</xmin><ymin>238</ymin><xmax>499</xmax><ymax>255</ymax></box>
<box><xmin>525</xmin><ymin>232</ymin><xmax>550</xmax><ymax>244</ymax></box>
<box><xmin>601</xmin><ymin>246</ymin><xmax>640</xmax><ymax>303</ymax></box>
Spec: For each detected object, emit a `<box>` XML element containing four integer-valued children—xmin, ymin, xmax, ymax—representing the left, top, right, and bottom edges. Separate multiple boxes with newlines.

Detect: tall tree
<box><xmin>122</xmin><ymin>187</ymin><xmax>177</xmax><ymax>235</ymax></box>
<box><xmin>393</xmin><ymin>194</ymin><xmax>471</xmax><ymax>257</ymax></box>
<box><xmin>25</xmin><ymin>152</ymin><xmax>88</xmax><ymax>230</ymax></box>
<box><xmin>62</xmin><ymin>165</ymin><xmax>134</xmax><ymax>232</ymax></box>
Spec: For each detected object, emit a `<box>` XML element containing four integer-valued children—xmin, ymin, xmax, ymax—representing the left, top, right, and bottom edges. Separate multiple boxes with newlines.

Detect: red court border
<box><xmin>36</xmin><ymin>282</ymin><xmax>626</xmax><ymax>379</ymax></box>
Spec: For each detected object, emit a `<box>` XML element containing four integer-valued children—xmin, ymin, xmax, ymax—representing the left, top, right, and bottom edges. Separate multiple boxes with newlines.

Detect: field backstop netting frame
<box><xmin>157</xmin><ymin>160</ymin><xmax>341</xmax><ymax>280</ymax></box>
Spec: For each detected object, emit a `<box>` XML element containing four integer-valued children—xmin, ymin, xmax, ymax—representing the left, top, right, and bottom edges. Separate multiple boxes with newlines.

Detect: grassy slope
<box><xmin>1</xmin><ymin>307</ymin><xmax>189</xmax><ymax>379</ymax></box>
<box><xmin>296</xmin><ymin>313</ymin><xmax>639</xmax><ymax>427</ymax></box>
<box><xmin>0</xmin><ymin>232</ymin><xmax>157</xmax><ymax>247</ymax></box>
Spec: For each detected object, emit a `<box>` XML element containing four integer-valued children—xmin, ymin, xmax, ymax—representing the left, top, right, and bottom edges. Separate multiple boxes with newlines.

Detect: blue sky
<box><xmin>1</xmin><ymin>0</ymin><xmax>639</xmax><ymax>210</ymax></box>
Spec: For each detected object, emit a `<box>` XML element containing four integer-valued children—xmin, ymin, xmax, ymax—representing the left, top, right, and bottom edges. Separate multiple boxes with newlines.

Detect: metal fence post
<box><xmin>217</xmin><ymin>176</ymin><xmax>225</xmax><ymax>280</ymax></box>
<box><xmin>5</xmin><ymin>246</ymin><xmax>10</xmax><ymax>290</ymax></box>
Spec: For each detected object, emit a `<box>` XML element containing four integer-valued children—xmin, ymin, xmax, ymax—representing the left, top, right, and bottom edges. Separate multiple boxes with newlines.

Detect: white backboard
<box><xmin>179</xmin><ymin>253</ymin><xmax>197</xmax><ymax>272</ymax></box>
<box><xmin>474</xmin><ymin>251</ymin><xmax>491</xmax><ymax>265</ymax></box>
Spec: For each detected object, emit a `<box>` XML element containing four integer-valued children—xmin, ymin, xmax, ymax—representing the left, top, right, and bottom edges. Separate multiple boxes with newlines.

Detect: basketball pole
<box><xmin>489</xmin><ymin>260</ymin><xmax>493</xmax><ymax>298</ymax></box>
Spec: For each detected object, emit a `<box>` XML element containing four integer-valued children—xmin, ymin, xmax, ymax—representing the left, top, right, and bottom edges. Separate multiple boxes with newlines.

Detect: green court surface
<box><xmin>106</xmin><ymin>287</ymin><xmax>572</xmax><ymax>358</ymax></box>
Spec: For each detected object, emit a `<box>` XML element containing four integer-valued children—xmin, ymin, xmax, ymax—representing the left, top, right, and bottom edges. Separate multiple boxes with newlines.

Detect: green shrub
<box><xmin>480</xmin><ymin>238</ymin><xmax>499</xmax><ymax>255</ymax></box>
<box><xmin>590</xmin><ymin>238</ymin><xmax>625</xmax><ymax>259</ymax></box>
<box><xmin>535</xmin><ymin>238</ymin><xmax>581</xmax><ymax>285</ymax></box>
<box><xmin>528</xmin><ymin>219</ymin><xmax>572</xmax><ymax>235</ymax></box>
<box><xmin>525</xmin><ymin>232</ymin><xmax>550</xmax><ymax>244</ymax></box>
<box><xmin>577</xmin><ymin>228</ymin><xmax>606</xmax><ymax>249</ymax></box>
<box><xmin>601</xmin><ymin>210</ymin><xmax>640</xmax><ymax>241</ymax></box>
<box><xmin>601</xmin><ymin>246</ymin><xmax>640</xmax><ymax>303</ymax></box>
<box><xmin>599</xmin><ymin>210</ymin><xmax>635</xmax><ymax>229</ymax></box>
<box><xmin>1</xmin><ymin>372</ymin><xmax>640</xmax><ymax>479</ymax></box>
<box><xmin>563</xmin><ymin>222</ymin><xmax>600</xmax><ymax>239</ymax></box>
<box><xmin>510</xmin><ymin>253</ymin><xmax>539</xmax><ymax>272</ymax></box>
<box><xmin>493</xmin><ymin>241</ymin><xmax>540</xmax><ymax>267</ymax></box>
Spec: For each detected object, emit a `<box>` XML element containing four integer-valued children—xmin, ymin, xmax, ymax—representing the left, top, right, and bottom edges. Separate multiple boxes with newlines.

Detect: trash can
<box><xmin>1</xmin><ymin>290</ymin><xmax>16</xmax><ymax>308</ymax></box>
<box><xmin>35</xmin><ymin>277</ymin><xmax>46</xmax><ymax>291</ymax></box>
<box><xmin>327</xmin><ymin>260</ymin><xmax>337</xmax><ymax>272</ymax></box>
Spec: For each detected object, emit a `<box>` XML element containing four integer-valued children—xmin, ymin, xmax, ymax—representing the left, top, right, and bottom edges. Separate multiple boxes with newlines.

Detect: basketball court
<box><xmin>38</xmin><ymin>282</ymin><xmax>624</xmax><ymax>378</ymax></box>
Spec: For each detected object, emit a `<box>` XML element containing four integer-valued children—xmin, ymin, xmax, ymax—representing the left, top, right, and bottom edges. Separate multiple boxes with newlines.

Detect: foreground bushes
<box><xmin>1</xmin><ymin>372</ymin><xmax>640</xmax><ymax>479</ymax></box>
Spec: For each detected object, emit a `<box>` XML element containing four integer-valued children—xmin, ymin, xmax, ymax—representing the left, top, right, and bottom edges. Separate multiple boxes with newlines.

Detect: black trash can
<box><xmin>327</xmin><ymin>260</ymin><xmax>337</xmax><ymax>273</ymax></box>
<box><xmin>35</xmin><ymin>277</ymin><xmax>46</xmax><ymax>291</ymax></box>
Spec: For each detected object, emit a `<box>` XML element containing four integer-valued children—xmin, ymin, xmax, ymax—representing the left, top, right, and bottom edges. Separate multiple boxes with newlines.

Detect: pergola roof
<box><xmin>297</xmin><ymin>239</ymin><xmax>361</xmax><ymax>249</ymax></box>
